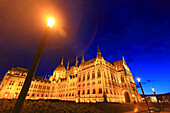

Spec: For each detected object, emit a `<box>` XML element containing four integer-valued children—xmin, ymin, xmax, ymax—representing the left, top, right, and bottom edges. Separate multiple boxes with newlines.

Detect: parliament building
<box><xmin>0</xmin><ymin>47</ymin><xmax>141</xmax><ymax>103</ymax></box>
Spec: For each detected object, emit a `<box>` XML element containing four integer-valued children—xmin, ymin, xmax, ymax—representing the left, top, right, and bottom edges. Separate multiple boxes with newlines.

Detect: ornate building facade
<box><xmin>0</xmin><ymin>47</ymin><xmax>141</xmax><ymax>103</ymax></box>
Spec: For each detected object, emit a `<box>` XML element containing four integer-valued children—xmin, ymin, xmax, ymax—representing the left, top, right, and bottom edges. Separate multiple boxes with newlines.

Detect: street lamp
<box><xmin>152</xmin><ymin>88</ymin><xmax>162</xmax><ymax>111</ymax></box>
<box><xmin>13</xmin><ymin>17</ymin><xmax>55</xmax><ymax>113</ymax></box>
<box><xmin>137</xmin><ymin>77</ymin><xmax>151</xmax><ymax>113</ymax></box>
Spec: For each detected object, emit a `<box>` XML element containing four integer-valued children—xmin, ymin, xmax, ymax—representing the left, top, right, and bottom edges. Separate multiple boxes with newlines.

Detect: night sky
<box><xmin>0</xmin><ymin>0</ymin><xmax>170</xmax><ymax>94</ymax></box>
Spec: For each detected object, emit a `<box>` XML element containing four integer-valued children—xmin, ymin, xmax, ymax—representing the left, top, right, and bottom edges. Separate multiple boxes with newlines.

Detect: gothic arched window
<box><xmin>97</xmin><ymin>69</ymin><xmax>101</xmax><ymax>77</ymax></box>
<box><xmin>87</xmin><ymin>73</ymin><xmax>90</xmax><ymax>80</ymax></box>
<box><xmin>92</xmin><ymin>71</ymin><xmax>95</xmax><ymax>79</ymax></box>
<box><xmin>121</xmin><ymin>75</ymin><xmax>125</xmax><ymax>83</ymax></box>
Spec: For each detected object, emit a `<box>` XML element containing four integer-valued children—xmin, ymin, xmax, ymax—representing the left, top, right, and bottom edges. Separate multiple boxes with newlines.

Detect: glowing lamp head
<box><xmin>152</xmin><ymin>88</ymin><xmax>155</xmax><ymax>92</ymax></box>
<box><xmin>137</xmin><ymin>77</ymin><xmax>140</xmax><ymax>82</ymax></box>
<box><xmin>47</xmin><ymin>17</ymin><xmax>55</xmax><ymax>28</ymax></box>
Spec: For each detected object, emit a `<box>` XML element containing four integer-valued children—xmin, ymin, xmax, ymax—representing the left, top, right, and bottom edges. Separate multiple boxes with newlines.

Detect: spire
<box><xmin>61</xmin><ymin>57</ymin><xmax>64</xmax><ymax>65</ymax></box>
<box><xmin>97</xmin><ymin>45</ymin><xmax>101</xmax><ymax>54</ymax></box>
<box><xmin>81</xmin><ymin>54</ymin><xmax>85</xmax><ymax>64</ymax></box>
<box><xmin>67</xmin><ymin>61</ymin><xmax>69</xmax><ymax>71</ymax></box>
<box><xmin>44</xmin><ymin>74</ymin><xmax>47</xmax><ymax>80</ymax></box>
<box><xmin>96</xmin><ymin>45</ymin><xmax>102</xmax><ymax>59</ymax></box>
<box><xmin>75</xmin><ymin>57</ymin><xmax>78</xmax><ymax>66</ymax></box>
<box><xmin>122</xmin><ymin>56</ymin><xmax>125</xmax><ymax>66</ymax></box>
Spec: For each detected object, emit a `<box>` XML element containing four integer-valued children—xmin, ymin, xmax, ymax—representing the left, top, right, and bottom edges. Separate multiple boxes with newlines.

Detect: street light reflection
<box><xmin>134</xmin><ymin>108</ymin><xmax>138</xmax><ymax>112</ymax></box>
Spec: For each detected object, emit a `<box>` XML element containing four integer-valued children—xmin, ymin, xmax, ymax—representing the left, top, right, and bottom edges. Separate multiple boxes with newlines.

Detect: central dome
<box><xmin>55</xmin><ymin>65</ymin><xmax>66</xmax><ymax>72</ymax></box>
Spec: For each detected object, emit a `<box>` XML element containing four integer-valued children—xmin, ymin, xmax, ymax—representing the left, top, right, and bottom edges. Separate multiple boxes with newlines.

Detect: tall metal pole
<box><xmin>139</xmin><ymin>82</ymin><xmax>151</xmax><ymax>113</ymax></box>
<box><xmin>13</xmin><ymin>27</ymin><xmax>50</xmax><ymax>113</ymax></box>
<box><xmin>152</xmin><ymin>89</ymin><xmax>162</xmax><ymax>111</ymax></box>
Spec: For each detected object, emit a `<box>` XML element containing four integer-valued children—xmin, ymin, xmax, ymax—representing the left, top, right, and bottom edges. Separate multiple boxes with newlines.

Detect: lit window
<box><xmin>92</xmin><ymin>71</ymin><xmax>95</xmax><ymax>78</ymax></box>
<box><xmin>87</xmin><ymin>89</ymin><xmax>90</xmax><ymax>94</ymax></box>
<box><xmin>99</xmin><ymin>88</ymin><xmax>102</xmax><ymax>93</ymax></box>
<box><xmin>97</xmin><ymin>70</ymin><xmax>101</xmax><ymax>77</ymax></box>
<box><xmin>93</xmin><ymin>89</ymin><xmax>96</xmax><ymax>94</ymax></box>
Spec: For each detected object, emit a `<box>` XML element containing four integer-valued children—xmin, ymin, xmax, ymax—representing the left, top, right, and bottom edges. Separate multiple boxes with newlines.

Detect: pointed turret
<box><xmin>44</xmin><ymin>74</ymin><xmax>47</xmax><ymax>80</ymax></box>
<box><xmin>96</xmin><ymin>45</ymin><xmax>102</xmax><ymax>59</ymax></box>
<box><xmin>67</xmin><ymin>61</ymin><xmax>69</xmax><ymax>71</ymax></box>
<box><xmin>75</xmin><ymin>57</ymin><xmax>78</xmax><ymax>66</ymax></box>
<box><xmin>61</xmin><ymin>57</ymin><xmax>64</xmax><ymax>65</ymax></box>
<box><xmin>81</xmin><ymin>54</ymin><xmax>85</xmax><ymax>64</ymax></box>
<box><xmin>97</xmin><ymin>45</ymin><xmax>101</xmax><ymax>54</ymax></box>
<box><xmin>122</xmin><ymin>56</ymin><xmax>126</xmax><ymax>66</ymax></box>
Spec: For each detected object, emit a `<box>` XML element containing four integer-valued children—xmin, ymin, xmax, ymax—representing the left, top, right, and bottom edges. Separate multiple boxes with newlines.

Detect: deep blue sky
<box><xmin>0</xmin><ymin>0</ymin><xmax>170</xmax><ymax>94</ymax></box>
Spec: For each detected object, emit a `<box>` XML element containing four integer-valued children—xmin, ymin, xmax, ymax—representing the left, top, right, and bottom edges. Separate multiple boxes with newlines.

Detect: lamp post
<box><xmin>152</xmin><ymin>88</ymin><xmax>162</xmax><ymax>111</ymax></box>
<box><xmin>137</xmin><ymin>77</ymin><xmax>151</xmax><ymax>113</ymax></box>
<box><xmin>13</xmin><ymin>17</ymin><xmax>55</xmax><ymax>113</ymax></box>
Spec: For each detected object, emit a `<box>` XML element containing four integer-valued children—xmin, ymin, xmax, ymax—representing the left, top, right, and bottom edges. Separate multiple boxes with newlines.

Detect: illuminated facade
<box><xmin>0</xmin><ymin>47</ymin><xmax>141</xmax><ymax>103</ymax></box>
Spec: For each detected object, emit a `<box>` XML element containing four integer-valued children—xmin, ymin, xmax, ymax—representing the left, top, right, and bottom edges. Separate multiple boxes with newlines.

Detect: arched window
<box><xmin>87</xmin><ymin>89</ymin><xmax>90</xmax><ymax>94</ymax></box>
<box><xmin>83</xmin><ymin>74</ymin><xmax>85</xmax><ymax>81</ymax></box>
<box><xmin>121</xmin><ymin>75</ymin><xmax>125</xmax><ymax>82</ymax></box>
<box><xmin>99</xmin><ymin>88</ymin><xmax>102</xmax><ymax>93</ymax></box>
<box><xmin>82</xmin><ymin>90</ymin><xmax>85</xmax><ymax>95</ymax></box>
<box><xmin>93</xmin><ymin>89</ymin><xmax>96</xmax><ymax>94</ymax></box>
<box><xmin>87</xmin><ymin>73</ymin><xmax>90</xmax><ymax>80</ymax></box>
<box><xmin>92</xmin><ymin>71</ymin><xmax>95</xmax><ymax>79</ymax></box>
<box><xmin>78</xmin><ymin>90</ymin><xmax>80</xmax><ymax>95</ymax></box>
<box><xmin>110</xmin><ymin>89</ymin><xmax>112</xmax><ymax>94</ymax></box>
<box><xmin>97</xmin><ymin>69</ymin><xmax>101</xmax><ymax>77</ymax></box>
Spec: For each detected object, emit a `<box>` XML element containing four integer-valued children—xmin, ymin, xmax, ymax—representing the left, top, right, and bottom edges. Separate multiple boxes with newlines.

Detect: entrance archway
<box><xmin>124</xmin><ymin>91</ymin><xmax>130</xmax><ymax>102</ymax></box>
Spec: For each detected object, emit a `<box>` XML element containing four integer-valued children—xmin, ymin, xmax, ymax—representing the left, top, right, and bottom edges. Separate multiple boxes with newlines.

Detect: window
<box><xmin>87</xmin><ymin>73</ymin><xmax>90</xmax><ymax>80</ymax></box>
<box><xmin>43</xmin><ymin>86</ymin><xmax>46</xmax><ymax>89</ymax></box>
<box><xmin>92</xmin><ymin>82</ymin><xmax>95</xmax><ymax>85</ymax></box>
<box><xmin>79</xmin><ymin>77</ymin><xmax>81</xmax><ymax>82</ymax></box>
<box><xmin>87</xmin><ymin>89</ymin><xmax>90</xmax><ymax>94</ymax></box>
<box><xmin>105</xmin><ymin>80</ymin><xmax>108</xmax><ymax>84</ymax></box>
<box><xmin>98</xmin><ymin>80</ymin><xmax>101</xmax><ymax>84</ymax></box>
<box><xmin>83</xmin><ymin>75</ymin><xmax>85</xmax><ymax>81</ymax></box>
<box><xmin>97</xmin><ymin>69</ymin><xmax>101</xmax><ymax>77</ymax></box>
<box><xmin>27</xmin><ymin>93</ymin><xmax>29</xmax><ymax>96</ymax></box>
<box><xmin>41</xmin><ymin>94</ymin><xmax>44</xmax><ymax>97</ymax></box>
<box><xmin>87</xmin><ymin>82</ymin><xmax>90</xmax><ymax>86</ymax></box>
<box><xmin>106</xmin><ymin>89</ymin><xmax>108</xmax><ymax>94</ymax></box>
<box><xmin>121</xmin><ymin>75</ymin><xmax>125</xmax><ymax>82</ymax></box>
<box><xmin>109</xmin><ymin>81</ymin><xmax>112</xmax><ymax>85</ymax></box>
<box><xmin>32</xmin><ymin>94</ymin><xmax>34</xmax><ymax>97</ymax></box>
<box><xmin>47</xmin><ymin>86</ymin><xmax>50</xmax><ymax>90</ymax></box>
<box><xmin>38</xmin><ymin>85</ymin><xmax>42</xmax><ymax>89</ymax></box>
<box><xmin>93</xmin><ymin>89</ymin><xmax>96</xmax><ymax>94</ymax></box>
<box><xmin>82</xmin><ymin>90</ymin><xmax>85</xmax><ymax>95</ymax></box>
<box><xmin>92</xmin><ymin>71</ymin><xmax>95</xmax><ymax>79</ymax></box>
<box><xmin>9</xmin><ymin>80</ymin><xmax>12</xmax><ymax>85</ymax></box>
<box><xmin>110</xmin><ymin>90</ymin><xmax>112</xmax><ymax>94</ymax></box>
<box><xmin>78</xmin><ymin>90</ymin><xmax>80</xmax><ymax>95</ymax></box>
<box><xmin>37</xmin><ymin>94</ymin><xmax>39</xmax><ymax>97</ymax></box>
<box><xmin>111</xmin><ymin>73</ymin><xmax>113</xmax><ymax>80</ymax></box>
<box><xmin>99</xmin><ymin>88</ymin><xmax>102</xmax><ymax>93</ymax></box>
<box><xmin>30</xmin><ymin>84</ymin><xmax>33</xmax><ymax>88</ymax></box>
